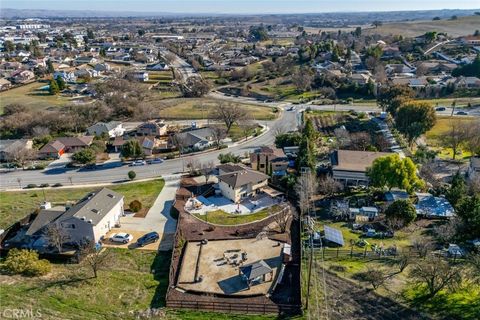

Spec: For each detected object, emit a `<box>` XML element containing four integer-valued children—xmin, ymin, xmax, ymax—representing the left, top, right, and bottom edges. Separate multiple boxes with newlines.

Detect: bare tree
<box><xmin>185</xmin><ymin>158</ymin><xmax>201</xmax><ymax>176</ymax></box>
<box><xmin>468</xmin><ymin>175</ymin><xmax>480</xmax><ymax>195</ymax></box>
<box><xmin>412</xmin><ymin>238</ymin><xmax>433</xmax><ymax>258</ymax></box>
<box><xmin>171</xmin><ymin>133</ymin><xmax>188</xmax><ymax>157</ymax></box>
<box><xmin>80</xmin><ymin>242</ymin><xmax>112</xmax><ymax>278</ymax></box>
<box><xmin>200</xmin><ymin>160</ymin><xmax>215</xmax><ymax>183</ymax></box>
<box><xmin>333</xmin><ymin>127</ymin><xmax>351</xmax><ymax>148</ymax></box>
<box><xmin>354</xmin><ymin>268</ymin><xmax>387</xmax><ymax>290</ymax></box>
<box><xmin>210</xmin><ymin>125</ymin><xmax>227</xmax><ymax>148</ymax></box>
<box><xmin>32</xmin><ymin>126</ymin><xmax>50</xmax><ymax>137</ymax></box>
<box><xmin>395</xmin><ymin>253</ymin><xmax>412</xmax><ymax>274</ymax></box>
<box><xmin>410</xmin><ymin>256</ymin><xmax>461</xmax><ymax>299</ymax></box>
<box><xmin>238</xmin><ymin>117</ymin><xmax>256</xmax><ymax>141</ymax></box>
<box><xmin>350</xmin><ymin>132</ymin><xmax>371</xmax><ymax>151</ymax></box>
<box><xmin>439</xmin><ymin>120</ymin><xmax>469</xmax><ymax>160</ymax></box>
<box><xmin>469</xmin><ymin>253</ymin><xmax>480</xmax><ymax>284</ymax></box>
<box><xmin>271</xmin><ymin>205</ymin><xmax>296</xmax><ymax>233</ymax></box>
<box><xmin>7</xmin><ymin>146</ymin><xmax>37</xmax><ymax>169</ymax></box>
<box><xmin>433</xmin><ymin>218</ymin><xmax>460</xmax><ymax>244</ymax></box>
<box><xmin>46</xmin><ymin>224</ymin><xmax>70</xmax><ymax>253</ymax></box>
<box><xmin>329</xmin><ymin>200</ymin><xmax>349</xmax><ymax>221</ymax></box>
<box><xmin>295</xmin><ymin>172</ymin><xmax>317</xmax><ymax>216</ymax></box>
<box><xmin>318</xmin><ymin>175</ymin><xmax>343</xmax><ymax>197</ymax></box>
<box><xmin>210</xmin><ymin>103</ymin><xmax>247</xmax><ymax>133</ymax></box>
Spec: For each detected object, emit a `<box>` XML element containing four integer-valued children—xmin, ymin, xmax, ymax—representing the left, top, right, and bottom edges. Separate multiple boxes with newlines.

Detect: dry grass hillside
<box><xmin>364</xmin><ymin>15</ymin><xmax>480</xmax><ymax>37</ymax></box>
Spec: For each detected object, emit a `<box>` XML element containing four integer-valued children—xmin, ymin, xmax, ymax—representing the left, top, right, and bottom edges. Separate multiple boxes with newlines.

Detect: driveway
<box><xmin>104</xmin><ymin>178</ymin><xmax>180</xmax><ymax>251</ymax></box>
<box><xmin>45</xmin><ymin>153</ymin><xmax>72</xmax><ymax>169</ymax></box>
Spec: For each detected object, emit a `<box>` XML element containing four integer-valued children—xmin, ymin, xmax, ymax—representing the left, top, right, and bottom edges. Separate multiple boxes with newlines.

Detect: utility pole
<box><xmin>305</xmin><ymin>218</ymin><xmax>314</xmax><ymax>310</ymax></box>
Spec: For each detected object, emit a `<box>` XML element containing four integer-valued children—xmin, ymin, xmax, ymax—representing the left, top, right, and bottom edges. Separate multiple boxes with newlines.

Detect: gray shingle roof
<box><xmin>25</xmin><ymin>207</ymin><xmax>66</xmax><ymax>236</ymax></box>
<box><xmin>240</xmin><ymin>260</ymin><xmax>272</xmax><ymax>281</ymax></box>
<box><xmin>58</xmin><ymin>188</ymin><xmax>124</xmax><ymax>225</ymax></box>
<box><xmin>218</xmin><ymin>169</ymin><xmax>268</xmax><ymax>189</ymax></box>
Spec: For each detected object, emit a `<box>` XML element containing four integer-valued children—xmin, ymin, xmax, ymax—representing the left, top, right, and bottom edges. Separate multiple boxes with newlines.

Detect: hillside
<box><xmin>364</xmin><ymin>15</ymin><xmax>480</xmax><ymax>37</ymax></box>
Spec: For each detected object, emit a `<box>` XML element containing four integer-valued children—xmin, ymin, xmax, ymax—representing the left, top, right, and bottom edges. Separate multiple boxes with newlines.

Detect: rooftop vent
<box><xmin>107</xmin><ymin>194</ymin><xmax>115</xmax><ymax>198</ymax></box>
<box><xmin>91</xmin><ymin>209</ymin><xmax>99</xmax><ymax>214</ymax></box>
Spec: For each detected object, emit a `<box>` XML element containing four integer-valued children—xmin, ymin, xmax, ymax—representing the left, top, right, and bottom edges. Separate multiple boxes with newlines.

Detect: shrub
<box><xmin>25</xmin><ymin>184</ymin><xmax>38</xmax><ymax>189</ymax></box>
<box><xmin>3</xmin><ymin>249</ymin><xmax>51</xmax><ymax>276</ymax></box>
<box><xmin>40</xmin><ymin>183</ymin><xmax>49</xmax><ymax>188</ymax></box>
<box><xmin>52</xmin><ymin>183</ymin><xmax>63</xmax><ymax>188</ymax></box>
<box><xmin>128</xmin><ymin>170</ymin><xmax>136</xmax><ymax>180</ymax></box>
<box><xmin>129</xmin><ymin>200</ymin><xmax>142</xmax><ymax>212</ymax></box>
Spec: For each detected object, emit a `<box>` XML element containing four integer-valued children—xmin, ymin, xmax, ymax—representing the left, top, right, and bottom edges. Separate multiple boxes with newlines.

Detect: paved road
<box><xmin>0</xmin><ymin>108</ymin><xmax>297</xmax><ymax>190</ymax></box>
<box><xmin>159</xmin><ymin>48</ymin><xmax>200</xmax><ymax>83</ymax></box>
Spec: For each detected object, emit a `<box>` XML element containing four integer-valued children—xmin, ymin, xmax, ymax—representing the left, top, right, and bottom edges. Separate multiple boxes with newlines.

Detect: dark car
<box><xmin>137</xmin><ymin>232</ymin><xmax>160</xmax><ymax>247</ymax></box>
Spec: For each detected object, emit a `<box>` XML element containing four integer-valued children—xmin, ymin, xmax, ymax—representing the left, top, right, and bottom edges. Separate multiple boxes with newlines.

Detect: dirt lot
<box><xmin>177</xmin><ymin>238</ymin><xmax>283</xmax><ymax>295</ymax></box>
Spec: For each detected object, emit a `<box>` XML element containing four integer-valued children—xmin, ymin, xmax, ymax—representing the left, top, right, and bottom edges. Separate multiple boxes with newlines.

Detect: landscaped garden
<box><xmin>193</xmin><ymin>205</ymin><xmax>280</xmax><ymax>225</ymax></box>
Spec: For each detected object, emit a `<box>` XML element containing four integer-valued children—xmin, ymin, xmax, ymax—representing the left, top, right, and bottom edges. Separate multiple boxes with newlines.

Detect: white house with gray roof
<box><xmin>87</xmin><ymin>121</ymin><xmax>125</xmax><ymax>138</ymax></box>
<box><xmin>25</xmin><ymin>188</ymin><xmax>124</xmax><ymax>245</ymax></box>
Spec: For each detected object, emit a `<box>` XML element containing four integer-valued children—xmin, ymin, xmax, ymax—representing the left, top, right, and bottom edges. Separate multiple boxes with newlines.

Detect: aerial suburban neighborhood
<box><xmin>0</xmin><ymin>1</ymin><xmax>479</xmax><ymax>320</ymax></box>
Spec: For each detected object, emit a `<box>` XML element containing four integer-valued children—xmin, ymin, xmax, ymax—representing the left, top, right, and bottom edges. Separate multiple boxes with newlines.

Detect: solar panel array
<box><xmin>324</xmin><ymin>225</ymin><xmax>344</xmax><ymax>246</ymax></box>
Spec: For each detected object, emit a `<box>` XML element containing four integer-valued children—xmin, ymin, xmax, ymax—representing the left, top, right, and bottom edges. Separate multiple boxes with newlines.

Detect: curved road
<box><xmin>0</xmin><ymin>107</ymin><xmax>297</xmax><ymax>190</ymax></box>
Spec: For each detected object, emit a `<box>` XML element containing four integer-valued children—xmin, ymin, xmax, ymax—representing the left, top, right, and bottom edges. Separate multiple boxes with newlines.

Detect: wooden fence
<box><xmin>166</xmin><ymin>299</ymin><xmax>301</xmax><ymax>315</ymax></box>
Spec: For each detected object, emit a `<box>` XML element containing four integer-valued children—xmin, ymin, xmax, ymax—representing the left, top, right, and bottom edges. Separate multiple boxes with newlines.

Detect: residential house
<box><xmin>74</xmin><ymin>68</ymin><xmax>100</xmax><ymax>79</ymax></box>
<box><xmin>467</xmin><ymin>157</ymin><xmax>480</xmax><ymax>181</ymax></box>
<box><xmin>74</xmin><ymin>56</ymin><xmax>98</xmax><ymax>66</ymax></box>
<box><xmin>9</xmin><ymin>70</ymin><xmax>35</xmax><ymax>84</ymax></box>
<box><xmin>54</xmin><ymin>70</ymin><xmax>77</xmax><ymax>83</ymax></box>
<box><xmin>0</xmin><ymin>139</ymin><xmax>33</xmax><ymax>161</ymax></box>
<box><xmin>460</xmin><ymin>35</ymin><xmax>480</xmax><ymax>45</ymax></box>
<box><xmin>87</xmin><ymin>121</ymin><xmax>125</xmax><ymax>138</ymax></box>
<box><xmin>350</xmin><ymin>73</ymin><xmax>372</xmax><ymax>85</ymax></box>
<box><xmin>146</xmin><ymin>63</ymin><xmax>170</xmax><ymax>71</ymax></box>
<box><xmin>454</xmin><ymin>76</ymin><xmax>480</xmax><ymax>89</ymax></box>
<box><xmin>38</xmin><ymin>136</ymin><xmax>94</xmax><ymax>159</ymax></box>
<box><xmin>250</xmin><ymin>146</ymin><xmax>289</xmax><ymax>176</ymax></box>
<box><xmin>217</xmin><ymin>168</ymin><xmax>269</xmax><ymax>202</ymax></box>
<box><xmin>331</xmin><ymin>150</ymin><xmax>392</xmax><ymax>185</ymax></box>
<box><xmin>137</xmin><ymin>136</ymin><xmax>155</xmax><ymax>156</ymax></box>
<box><xmin>0</xmin><ymin>78</ymin><xmax>11</xmax><ymax>90</ymax></box>
<box><xmin>174</xmin><ymin>127</ymin><xmax>215</xmax><ymax>150</ymax></box>
<box><xmin>94</xmin><ymin>63</ymin><xmax>111</xmax><ymax>72</ymax></box>
<box><xmin>415</xmin><ymin>193</ymin><xmax>455</xmax><ymax>218</ymax></box>
<box><xmin>25</xmin><ymin>188</ymin><xmax>124</xmax><ymax>246</ymax></box>
<box><xmin>127</xmin><ymin>71</ymin><xmax>148</xmax><ymax>82</ymax></box>
<box><xmin>137</xmin><ymin>121</ymin><xmax>167</xmax><ymax>136</ymax></box>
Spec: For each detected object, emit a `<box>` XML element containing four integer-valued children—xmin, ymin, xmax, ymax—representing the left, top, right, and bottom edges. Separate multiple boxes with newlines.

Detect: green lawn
<box><xmin>159</xmin><ymin>98</ymin><xmax>276</xmax><ymax>120</ymax></box>
<box><xmin>194</xmin><ymin>205</ymin><xmax>280</xmax><ymax>225</ymax></box>
<box><xmin>0</xmin><ymin>179</ymin><xmax>165</xmax><ymax>229</ymax></box>
<box><xmin>403</xmin><ymin>283</ymin><xmax>480</xmax><ymax>320</ymax></box>
<box><xmin>0</xmin><ymin>81</ymin><xmax>76</xmax><ymax>113</ymax></box>
<box><xmin>425</xmin><ymin>116</ymin><xmax>476</xmax><ymax>160</ymax></box>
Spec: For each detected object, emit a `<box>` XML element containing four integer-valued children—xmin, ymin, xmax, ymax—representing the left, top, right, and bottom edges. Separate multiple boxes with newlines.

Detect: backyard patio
<box><xmin>185</xmin><ymin>193</ymin><xmax>281</xmax><ymax>216</ymax></box>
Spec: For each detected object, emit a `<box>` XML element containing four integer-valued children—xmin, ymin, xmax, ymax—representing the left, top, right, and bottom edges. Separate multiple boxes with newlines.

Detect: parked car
<box><xmin>287</xmin><ymin>106</ymin><xmax>296</xmax><ymax>111</ymax></box>
<box><xmin>435</xmin><ymin>107</ymin><xmax>446</xmax><ymax>111</ymax></box>
<box><xmin>110</xmin><ymin>233</ymin><xmax>133</xmax><ymax>244</ymax></box>
<box><xmin>130</xmin><ymin>160</ymin><xmax>146</xmax><ymax>166</ymax></box>
<box><xmin>148</xmin><ymin>158</ymin><xmax>164</xmax><ymax>164</ymax></box>
<box><xmin>137</xmin><ymin>231</ymin><xmax>160</xmax><ymax>247</ymax></box>
<box><xmin>456</xmin><ymin>111</ymin><xmax>469</xmax><ymax>115</ymax></box>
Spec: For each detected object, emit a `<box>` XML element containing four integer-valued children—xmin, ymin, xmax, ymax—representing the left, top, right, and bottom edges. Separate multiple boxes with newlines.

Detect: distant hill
<box><xmin>364</xmin><ymin>15</ymin><xmax>480</xmax><ymax>38</ymax></box>
<box><xmin>0</xmin><ymin>8</ymin><xmax>479</xmax><ymax>21</ymax></box>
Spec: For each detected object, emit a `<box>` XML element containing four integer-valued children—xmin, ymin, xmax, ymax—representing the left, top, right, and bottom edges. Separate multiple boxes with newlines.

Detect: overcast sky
<box><xmin>2</xmin><ymin>0</ymin><xmax>478</xmax><ymax>14</ymax></box>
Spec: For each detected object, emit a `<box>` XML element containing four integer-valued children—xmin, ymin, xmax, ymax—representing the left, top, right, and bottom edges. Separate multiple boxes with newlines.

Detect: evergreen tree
<box><xmin>56</xmin><ymin>76</ymin><xmax>66</xmax><ymax>90</ymax></box>
<box><xmin>49</xmin><ymin>79</ymin><xmax>59</xmax><ymax>95</ymax></box>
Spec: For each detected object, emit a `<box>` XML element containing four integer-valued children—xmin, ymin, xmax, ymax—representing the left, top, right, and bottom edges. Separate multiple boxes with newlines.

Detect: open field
<box><xmin>0</xmin><ymin>81</ymin><xmax>77</xmax><ymax>113</ymax></box>
<box><xmin>364</xmin><ymin>15</ymin><xmax>480</xmax><ymax>37</ymax></box>
<box><xmin>193</xmin><ymin>205</ymin><xmax>279</xmax><ymax>225</ymax></box>
<box><xmin>159</xmin><ymin>98</ymin><xmax>277</xmax><ymax>120</ymax></box>
<box><xmin>425</xmin><ymin>116</ymin><xmax>477</xmax><ymax>159</ymax></box>
<box><xmin>0</xmin><ymin>179</ymin><xmax>165</xmax><ymax>229</ymax></box>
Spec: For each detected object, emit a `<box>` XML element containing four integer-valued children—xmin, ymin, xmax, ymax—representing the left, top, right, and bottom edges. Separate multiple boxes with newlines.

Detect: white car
<box><xmin>130</xmin><ymin>160</ymin><xmax>146</xmax><ymax>166</ymax></box>
<box><xmin>110</xmin><ymin>233</ymin><xmax>133</xmax><ymax>244</ymax></box>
